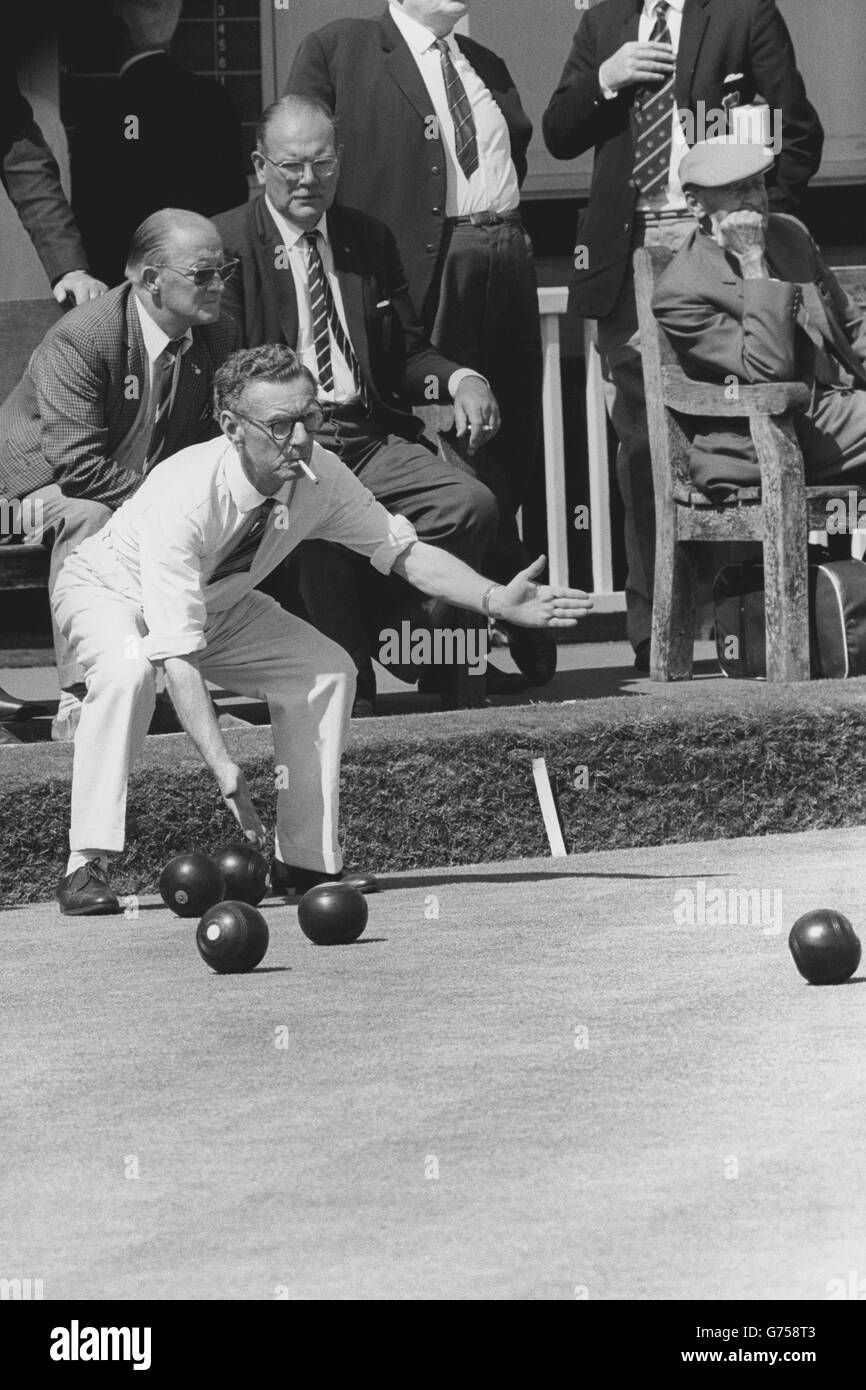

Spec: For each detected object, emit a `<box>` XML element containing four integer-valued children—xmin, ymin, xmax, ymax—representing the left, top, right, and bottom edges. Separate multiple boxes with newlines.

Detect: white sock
<box><xmin>67</xmin><ymin>850</ymin><xmax>110</xmax><ymax>876</ymax></box>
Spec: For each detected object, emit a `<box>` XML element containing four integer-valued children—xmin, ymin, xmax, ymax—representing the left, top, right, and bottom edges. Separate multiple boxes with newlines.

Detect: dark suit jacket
<box><xmin>1</xmin><ymin>58</ymin><xmax>91</xmax><ymax>285</ymax></box>
<box><xmin>212</xmin><ymin>196</ymin><xmax>464</xmax><ymax>443</ymax></box>
<box><xmin>652</xmin><ymin>214</ymin><xmax>866</xmax><ymax>493</ymax></box>
<box><xmin>0</xmin><ymin>282</ymin><xmax>240</xmax><ymax>505</ymax></box>
<box><xmin>286</xmin><ymin>9</ymin><xmax>533</xmax><ymax>319</ymax></box>
<box><xmin>543</xmin><ymin>0</ymin><xmax>824</xmax><ymax>319</ymax></box>
<box><xmin>71</xmin><ymin>53</ymin><xmax>249</xmax><ymax>286</ymax></box>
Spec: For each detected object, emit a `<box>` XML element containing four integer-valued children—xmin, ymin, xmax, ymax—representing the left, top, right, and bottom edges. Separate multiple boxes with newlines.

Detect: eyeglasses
<box><xmin>231</xmin><ymin>404</ymin><xmax>327</xmax><ymax>446</ymax></box>
<box><xmin>150</xmin><ymin>260</ymin><xmax>239</xmax><ymax>287</ymax></box>
<box><xmin>260</xmin><ymin>153</ymin><xmax>339</xmax><ymax>183</ymax></box>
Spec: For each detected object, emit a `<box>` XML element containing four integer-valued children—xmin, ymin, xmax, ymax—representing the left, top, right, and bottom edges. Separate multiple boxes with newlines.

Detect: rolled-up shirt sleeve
<box><xmin>313</xmin><ymin>469</ymin><xmax>418</xmax><ymax>574</ymax></box>
<box><xmin>137</xmin><ymin>503</ymin><xmax>208</xmax><ymax>661</ymax></box>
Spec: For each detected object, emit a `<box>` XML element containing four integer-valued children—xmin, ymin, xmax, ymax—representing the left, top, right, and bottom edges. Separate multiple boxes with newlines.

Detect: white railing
<box><xmin>537</xmin><ymin>287</ymin><xmax>625</xmax><ymax>612</ymax></box>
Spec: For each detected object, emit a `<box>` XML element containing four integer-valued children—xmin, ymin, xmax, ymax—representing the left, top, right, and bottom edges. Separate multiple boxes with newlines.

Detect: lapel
<box><xmin>120</xmin><ymin>288</ymin><xmax>148</xmax><ymax>436</ymax></box>
<box><xmin>675</xmin><ymin>0</ymin><xmax>712</xmax><ymax>110</ymax></box>
<box><xmin>620</xmin><ymin>0</ymin><xmax>642</xmax><ymax>44</ymax></box>
<box><xmin>380</xmin><ymin>9</ymin><xmax>440</xmax><ymax>124</ymax></box>
<box><xmin>328</xmin><ymin>207</ymin><xmax>373</xmax><ymax>389</ymax></box>
<box><xmin>255</xmin><ymin>196</ymin><xmax>301</xmax><ymax>348</ymax></box>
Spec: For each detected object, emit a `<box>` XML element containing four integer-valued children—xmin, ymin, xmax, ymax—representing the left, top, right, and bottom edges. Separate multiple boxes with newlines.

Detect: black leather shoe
<box><xmin>0</xmin><ymin>685</ymin><xmax>49</xmax><ymax>721</ymax></box>
<box><xmin>270</xmin><ymin>859</ymin><xmax>379</xmax><ymax>897</ymax></box>
<box><xmin>506</xmin><ymin>628</ymin><xmax>557</xmax><ymax>686</ymax></box>
<box><xmin>484</xmin><ymin>664</ymin><xmax>531</xmax><ymax>695</ymax></box>
<box><xmin>633</xmin><ymin>639</ymin><xmax>651</xmax><ymax>673</ymax></box>
<box><xmin>57</xmin><ymin>860</ymin><xmax>121</xmax><ymax>916</ymax></box>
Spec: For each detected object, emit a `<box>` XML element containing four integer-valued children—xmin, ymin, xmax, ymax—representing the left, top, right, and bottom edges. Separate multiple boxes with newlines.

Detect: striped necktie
<box><xmin>210</xmin><ymin>498</ymin><xmax>278</xmax><ymax>582</ymax></box>
<box><xmin>632</xmin><ymin>2</ymin><xmax>676</xmax><ymax>200</ymax></box>
<box><xmin>435</xmin><ymin>38</ymin><xmax>479</xmax><ymax>181</ymax></box>
<box><xmin>144</xmin><ymin>338</ymin><xmax>184</xmax><ymax>471</ymax></box>
<box><xmin>303</xmin><ymin>230</ymin><xmax>370</xmax><ymax>409</ymax></box>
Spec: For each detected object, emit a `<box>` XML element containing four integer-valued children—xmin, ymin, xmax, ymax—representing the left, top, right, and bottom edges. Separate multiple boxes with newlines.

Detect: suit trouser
<box><xmin>423</xmin><ymin>217</ymin><xmax>543</xmax><ymax>583</ymax></box>
<box><xmin>26</xmin><ymin>483</ymin><xmax>112</xmax><ymax>690</ymax></box>
<box><xmin>52</xmin><ymin>561</ymin><xmax>355</xmax><ymax>872</ymax></box>
<box><xmin>299</xmin><ymin>416</ymin><xmax>498</xmax><ymax>676</ymax></box>
<box><xmin>596</xmin><ymin>214</ymin><xmax>694</xmax><ymax>649</ymax></box>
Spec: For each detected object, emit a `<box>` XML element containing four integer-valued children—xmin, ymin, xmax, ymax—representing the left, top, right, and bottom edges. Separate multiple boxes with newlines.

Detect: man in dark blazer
<box><xmin>0</xmin><ymin>207</ymin><xmax>240</xmax><ymax>737</ymax></box>
<box><xmin>1</xmin><ymin>55</ymin><xmax>106</xmax><ymax>306</ymax></box>
<box><xmin>653</xmin><ymin>139</ymin><xmax>866</xmax><ymax>496</ymax></box>
<box><xmin>71</xmin><ymin>0</ymin><xmax>249</xmax><ymax>287</ymax></box>
<box><xmin>287</xmin><ymin>1</ymin><xmax>556</xmax><ymax>688</ymax></box>
<box><xmin>213</xmin><ymin>95</ymin><xmax>501</xmax><ymax>713</ymax></box>
<box><xmin>543</xmin><ymin>0</ymin><xmax>823</xmax><ymax>665</ymax></box>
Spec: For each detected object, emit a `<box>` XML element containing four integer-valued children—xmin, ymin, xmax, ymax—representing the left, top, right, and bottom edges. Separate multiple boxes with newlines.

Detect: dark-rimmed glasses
<box><xmin>150</xmin><ymin>260</ymin><xmax>239</xmax><ymax>287</ymax></box>
<box><xmin>230</xmin><ymin>404</ymin><xmax>327</xmax><ymax>447</ymax></box>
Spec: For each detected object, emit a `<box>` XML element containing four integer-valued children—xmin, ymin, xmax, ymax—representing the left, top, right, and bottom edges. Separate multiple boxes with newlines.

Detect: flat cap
<box><xmin>679</xmin><ymin>137</ymin><xmax>775</xmax><ymax>189</ymax></box>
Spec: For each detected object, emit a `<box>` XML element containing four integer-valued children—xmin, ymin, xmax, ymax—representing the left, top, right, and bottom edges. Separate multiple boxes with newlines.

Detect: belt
<box><xmin>447</xmin><ymin>209</ymin><xmax>522</xmax><ymax>227</ymax></box>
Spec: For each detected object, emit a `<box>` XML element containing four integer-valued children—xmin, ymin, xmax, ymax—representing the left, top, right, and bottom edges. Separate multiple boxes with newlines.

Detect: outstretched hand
<box><xmin>493</xmin><ymin>556</ymin><xmax>593</xmax><ymax>629</ymax></box>
<box><xmin>218</xmin><ymin>763</ymin><xmax>267</xmax><ymax>849</ymax></box>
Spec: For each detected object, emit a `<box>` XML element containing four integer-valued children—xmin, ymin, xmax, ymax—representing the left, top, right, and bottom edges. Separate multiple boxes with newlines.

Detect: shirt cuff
<box><xmin>448</xmin><ymin>368</ymin><xmax>489</xmax><ymax>397</ymax></box>
<box><xmin>367</xmin><ymin>513</ymin><xmax>418</xmax><ymax>575</ymax></box>
<box><xmin>143</xmin><ymin>630</ymin><xmax>207</xmax><ymax>663</ymax></box>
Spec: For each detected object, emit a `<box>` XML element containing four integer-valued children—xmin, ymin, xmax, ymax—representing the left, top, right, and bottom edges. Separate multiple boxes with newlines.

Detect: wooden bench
<box><xmin>634</xmin><ymin>251</ymin><xmax>866</xmax><ymax>682</ymax></box>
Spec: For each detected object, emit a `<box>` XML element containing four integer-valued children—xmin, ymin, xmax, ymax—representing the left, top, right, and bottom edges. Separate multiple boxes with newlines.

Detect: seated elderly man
<box><xmin>0</xmin><ymin>208</ymin><xmax>240</xmax><ymax>739</ymax></box>
<box><xmin>652</xmin><ymin>139</ymin><xmax>866</xmax><ymax>497</ymax></box>
<box><xmin>52</xmin><ymin>344</ymin><xmax>592</xmax><ymax>916</ymax></box>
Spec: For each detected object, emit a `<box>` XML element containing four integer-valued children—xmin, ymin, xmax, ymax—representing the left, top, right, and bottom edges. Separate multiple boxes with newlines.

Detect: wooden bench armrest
<box><xmin>661</xmin><ymin>366</ymin><xmax>811</xmax><ymax>417</ymax></box>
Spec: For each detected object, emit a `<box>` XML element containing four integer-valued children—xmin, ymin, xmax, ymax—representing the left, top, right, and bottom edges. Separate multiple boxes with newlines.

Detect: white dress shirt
<box><xmin>70</xmin><ymin>434</ymin><xmax>418</xmax><ymax>662</ymax></box>
<box><xmin>110</xmin><ymin>294</ymin><xmax>192</xmax><ymax>474</ymax></box>
<box><xmin>266</xmin><ymin>199</ymin><xmax>481</xmax><ymax>402</ymax></box>
<box><xmin>602</xmin><ymin>0</ymin><xmax>689</xmax><ymax>214</ymax></box>
<box><xmin>265</xmin><ymin>201</ymin><xmax>360</xmax><ymax>404</ymax></box>
<box><xmin>389</xmin><ymin>2</ymin><xmax>520</xmax><ymax>217</ymax></box>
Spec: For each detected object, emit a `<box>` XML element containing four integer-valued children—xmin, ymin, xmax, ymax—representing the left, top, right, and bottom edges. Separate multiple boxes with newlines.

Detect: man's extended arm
<box><xmin>392</xmin><ymin>545</ymin><xmax>592</xmax><ymax>630</ymax></box>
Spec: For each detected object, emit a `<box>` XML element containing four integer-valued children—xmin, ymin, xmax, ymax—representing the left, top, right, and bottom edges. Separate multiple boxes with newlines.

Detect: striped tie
<box><xmin>144</xmin><ymin>338</ymin><xmax>184</xmax><ymax>471</ymax></box>
<box><xmin>303</xmin><ymin>231</ymin><xmax>370</xmax><ymax>409</ymax></box>
<box><xmin>632</xmin><ymin>2</ymin><xmax>676</xmax><ymax>200</ymax></box>
<box><xmin>210</xmin><ymin>498</ymin><xmax>278</xmax><ymax>582</ymax></box>
<box><xmin>435</xmin><ymin>38</ymin><xmax>479</xmax><ymax>181</ymax></box>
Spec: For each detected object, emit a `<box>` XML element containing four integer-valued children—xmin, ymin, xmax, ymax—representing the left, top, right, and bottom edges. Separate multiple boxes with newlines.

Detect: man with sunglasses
<box><xmin>51</xmin><ymin>343</ymin><xmax>592</xmax><ymax>915</ymax></box>
<box><xmin>213</xmin><ymin>95</ymin><xmax>503</xmax><ymax>715</ymax></box>
<box><xmin>0</xmin><ymin>207</ymin><xmax>240</xmax><ymax>739</ymax></box>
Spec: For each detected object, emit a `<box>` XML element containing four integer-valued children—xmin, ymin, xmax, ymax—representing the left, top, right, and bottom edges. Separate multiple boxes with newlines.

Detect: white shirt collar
<box><xmin>132</xmin><ymin>291</ymin><xmax>193</xmax><ymax>364</ymax></box>
<box><xmin>224</xmin><ymin>437</ymin><xmax>324</xmax><ymax>513</ymax></box>
<box><xmin>119</xmin><ymin>49</ymin><xmax>167</xmax><ymax>76</ymax></box>
<box><xmin>265</xmin><ymin>196</ymin><xmax>329</xmax><ymax>252</ymax></box>
<box><xmin>389</xmin><ymin>4</ymin><xmax>455</xmax><ymax>56</ymax></box>
<box><xmin>643</xmin><ymin>0</ymin><xmax>685</xmax><ymax>15</ymax></box>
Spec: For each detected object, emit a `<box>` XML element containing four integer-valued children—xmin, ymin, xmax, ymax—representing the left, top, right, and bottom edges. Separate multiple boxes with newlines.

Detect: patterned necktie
<box><xmin>633</xmin><ymin>2</ymin><xmax>676</xmax><ymax>199</ymax></box>
<box><xmin>144</xmin><ymin>338</ymin><xmax>184</xmax><ymax>470</ymax></box>
<box><xmin>210</xmin><ymin>498</ymin><xmax>278</xmax><ymax>582</ymax></box>
<box><xmin>434</xmin><ymin>38</ymin><xmax>479</xmax><ymax>181</ymax></box>
<box><xmin>303</xmin><ymin>230</ymin><xmax>370</xmax><ymax>409</ymax></box>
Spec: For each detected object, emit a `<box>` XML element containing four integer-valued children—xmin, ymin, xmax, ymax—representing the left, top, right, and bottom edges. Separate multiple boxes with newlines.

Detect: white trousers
<box><xmin>52</xmin><ymin>563</ymin><xmax>356</xmax><ymax>871</ymax></box>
